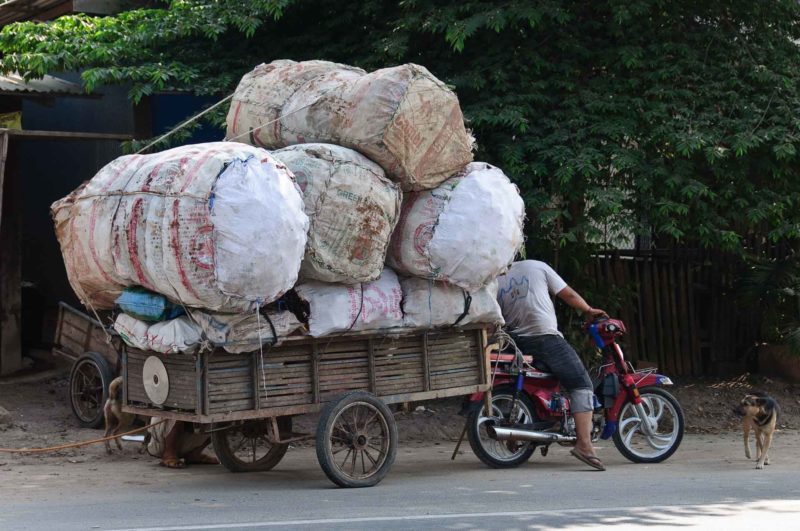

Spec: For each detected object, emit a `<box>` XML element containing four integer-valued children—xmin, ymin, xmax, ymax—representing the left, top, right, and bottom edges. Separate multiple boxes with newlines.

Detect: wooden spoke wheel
<box><xmin>212</xmin><ymin>417</ymin><xmax>292</xmax><ymax>473</ymax></box>
<box><xmin>316</xmin><ymin>391</ymin><xmax>397</xmax><ymax>488</ymax></box>
<box><xmin>69</xmin><ymin>352</ymin><xmax>114</xmax><ymax>429</ymax></box>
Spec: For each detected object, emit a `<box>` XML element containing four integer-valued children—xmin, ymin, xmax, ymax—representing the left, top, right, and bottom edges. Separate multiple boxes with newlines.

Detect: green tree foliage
<box><xmin>2</xmin><ymin>0</ymin><xmax>800</xmax><ymax>269</ymax></box>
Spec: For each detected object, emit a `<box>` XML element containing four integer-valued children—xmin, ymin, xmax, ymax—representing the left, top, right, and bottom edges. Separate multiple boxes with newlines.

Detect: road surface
<box><xmin>2</xmin><ymin>432</ymin><xmax>800</xmax><ymax>530</ymax></box>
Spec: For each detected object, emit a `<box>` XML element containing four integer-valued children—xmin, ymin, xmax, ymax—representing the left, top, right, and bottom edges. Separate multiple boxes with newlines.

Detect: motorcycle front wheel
<box><xmin>612</xmin><ymin>386</ymin><xmax>684</xmax><ymax>463</ymax></box>
<box><xmin>467</xmin><ymin>386</ymin><xmax>538</xmax><ymax>468</ymax></box>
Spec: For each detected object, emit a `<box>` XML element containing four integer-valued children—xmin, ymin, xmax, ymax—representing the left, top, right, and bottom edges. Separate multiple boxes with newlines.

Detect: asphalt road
<box><xmin>3</xmin><ymin>432</ymin><xmax>800</xmax><ymax>530</ymax></box>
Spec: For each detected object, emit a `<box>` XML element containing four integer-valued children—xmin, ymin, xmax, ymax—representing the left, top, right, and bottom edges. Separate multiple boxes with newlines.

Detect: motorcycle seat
<box><xmin>490</xmin><ymin>352</ymin><xmax>554</xmax><ymax>375</ymax></box>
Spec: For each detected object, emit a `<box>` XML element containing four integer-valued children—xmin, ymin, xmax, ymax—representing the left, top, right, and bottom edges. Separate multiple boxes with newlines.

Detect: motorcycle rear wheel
<box><xmin>612</xmin><ymin>386</ymin><xmax>684</xmax><ymax>463</ymax></box>
<box><xmin>467</xmin><ymin>386</ymin><xmax>538</xmax><ymax>468</ymax></box>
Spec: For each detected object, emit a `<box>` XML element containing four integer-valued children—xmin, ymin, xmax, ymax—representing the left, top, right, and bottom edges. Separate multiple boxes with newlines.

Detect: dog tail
<box><xmin>770</xmin><ymin>398</ymin><xmax>783</xmax><ymax>425</ymax></box>
<box><xmin>108</xmin><ymin>376</ymin><xmax>124</xmax><ymax>399</ymax></box>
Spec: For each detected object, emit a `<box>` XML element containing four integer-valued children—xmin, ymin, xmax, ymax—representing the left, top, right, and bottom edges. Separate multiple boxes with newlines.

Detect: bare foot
<box><xmin>184</xmin><ymin>451</ymin><xmax>219</xmax><ymax>465</ymax></box>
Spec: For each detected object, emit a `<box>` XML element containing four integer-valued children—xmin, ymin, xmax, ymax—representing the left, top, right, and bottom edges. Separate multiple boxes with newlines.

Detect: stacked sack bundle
<box><xmin>52</xmin><ymin>142</ymin><xmax>310</xmax><ymax>352</ymax></box>
<box><xmin>227</xmin><ymin>59</ymin><xmax>524</xmax><ymax>336</ymax></box>
<box><xmin>226</xmin><ymin>59</ymin><xmax>474</xmax><ymax>190</ymax></box>
<box><xmin>53</xmin><ymin>59</ymin><xmax>526</xmax><ymax>350</ymax></box>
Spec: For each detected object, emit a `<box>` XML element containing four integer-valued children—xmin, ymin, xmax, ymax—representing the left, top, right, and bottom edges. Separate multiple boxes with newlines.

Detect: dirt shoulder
<box><xmin>1</xmin><ymin>359</ymin><xmax>798</xmax><ymax>469</ymax></box>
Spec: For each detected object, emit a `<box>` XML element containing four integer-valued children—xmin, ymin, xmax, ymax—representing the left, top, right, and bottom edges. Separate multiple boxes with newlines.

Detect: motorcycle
<box><xmin>465</xmin><ymin>318</ymin><xmax>684</xmax><ymax>468</ymax></box>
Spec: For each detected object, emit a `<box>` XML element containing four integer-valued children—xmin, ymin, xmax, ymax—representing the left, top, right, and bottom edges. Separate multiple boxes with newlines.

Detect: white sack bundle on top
<box><xmin>294</xmin><ymin>268</ymin><xmax>404</xmax><ymax>337</ymax></box>
<box><xmin>114</xmin><ymin>314</ymin><xmax>203</xmax><ymax>354</ymax></box>
<box><xmin>52</xmin><ymin>142</ymin><xmax>309</xmax><ymax>312</ymax></box>
<box><xmin>226</xmin><ymin>59</ymin><xmax>474</xmax><ymax>191</ymax></box>
<box><xmin>401</xmin><ymin>278</ymin><xmax>504</xmax><ymax>329</ymax></box>
<box><xmin>190</xmin><ymin>309</ymin><xmax>304</xmax><ymax>353</ymax></box>
<box><xmin>387</xmin><ymin>162</ymin><xmax>525</xmax><ymax>291</ymax></box>
<box><xmin>114</xmin><ymin>308</ymin><xmax>304</xmax><ymax>355</ymax></box>
<box><xmin>273</xmin><ymin>143</ymin><xmax>402</xmax><ymax>284</ymax></box>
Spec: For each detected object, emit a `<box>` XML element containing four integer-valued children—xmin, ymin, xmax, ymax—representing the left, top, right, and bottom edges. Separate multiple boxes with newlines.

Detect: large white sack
<box><xmin>387</xmin><ymin>162</ymin><xmax>525</xmax><ymax>290</ymax></box>
<box><xmin>402</xmin><ymin>278</ymin><xmax>504</xmax><ymax>329</ymax></box>
<box><xmin>226</xmin><ymin>60</ymin><xmax>474</xmax><ymax>191</ymax></box>
<box><xmin>114</xmin><ymin>313</ymin><xmax>203</xmax><ymax>354</ymax></box>
<box><xmin>272</xmin><ymin>144</ymin><xmax>402</xmax><ymax>283</ymax></box>
<box><xmin>190</xmin><ymin>309</ymin><xmax>304</xmax><ymax>353</ymax></box>
<box><xmin>294</xmin><ymin>268</ymin><xmax>404</xmax><ymax>337</ymax></box>
<box><xmin>52</xmin><ymin>142</ymin><xmax>309</xmax><ymax>311</ymax></box>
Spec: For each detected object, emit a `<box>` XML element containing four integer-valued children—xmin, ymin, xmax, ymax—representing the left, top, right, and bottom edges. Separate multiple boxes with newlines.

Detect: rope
<box><xmin>452</xmin><ymin>289</ymin><xmax>472</xmax><ymax>327</ymax></box>
<box><xmin>255</xmin><ymin>301</ymin><xmax>269</xmax><ymax>403</ymax></box>
<box><xmin>344</xmin><ymin>284</ymin><xmax>365</xmax><ymax>333</ymax></box>
<box><xmin>0</xmin><ymin>418</ymin><xmax>168</xmax><ymax>454</ymax></box>
<box><xmin>135</xmin><ymin>94</ymin><xmax>235</xmax><ymax>154</ymax></box>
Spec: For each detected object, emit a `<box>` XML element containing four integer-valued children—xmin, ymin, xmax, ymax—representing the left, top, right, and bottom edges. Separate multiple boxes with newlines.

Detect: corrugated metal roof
<box><xmin>0</xmin><ymin>0</ymin><xmax>68</xmax><ymax>26</ymax></box>
<box><xmin>0</xmin><ymin>0</ymin><xmax>123</xmax><ymax>27</ymax></box>
<box><xmin>0</xmin><ymin>73</ymin><xmax>84</xmax><ymax>96</ymax></box>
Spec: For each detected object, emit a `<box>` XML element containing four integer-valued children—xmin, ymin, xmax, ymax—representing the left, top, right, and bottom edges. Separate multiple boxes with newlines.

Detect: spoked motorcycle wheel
<box><xmin>467</xmin><ymin>386</ymin><xmax>538</xmax><ymax>468</ymax></box>
<box><xmin>612</xmin><ymin>387</ymin><xmax>684</xmax><ymax>463</ymax></box>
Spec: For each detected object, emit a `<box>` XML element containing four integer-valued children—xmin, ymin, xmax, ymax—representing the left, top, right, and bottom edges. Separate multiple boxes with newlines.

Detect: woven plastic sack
<box><xmin>401</xmin><ymin>278</ymin><xmax>504</xmax><ymax>329</ymax></box>
<box><xmin>272</xmin><ymin>144</ymin><xmax>402</xmax><ymax>283</ymax></box>
<box><xmin>114</xmin><ymin>313</ymin><xmax>203</xmax><ymax>354</ymax></box>
<box><xmin>115</xmin><ymin>287</ymin><xmax>184</xmax><ymax>322</ymax></box>
<box><xmin>52</xmin><ymin>142</ymin><xmax>309</xmax><ymax>312</ymax></box>
<box><xmin>387</xmin><ymin>162</ymin><xmax>525</xmax><ymax>291</ymax></box>
<box><xmin>226</xmin><ymin>60</ymin><xmax>474</xmax><ymax>191</ymax></box>
<box><xmin>294</xmin><ymin>268</ymin><xmax>404</xmax><ymax>337</ymax></box>
<box><xmin>190</xmin><ymin>309</ymin><xmax>304</xmax><ymax>353</ymax></box>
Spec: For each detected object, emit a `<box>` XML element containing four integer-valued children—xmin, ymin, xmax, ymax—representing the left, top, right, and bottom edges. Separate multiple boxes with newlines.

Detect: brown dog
<box><xmin>734</xmin><ymin>391</ymin><xmax>780</xmax><ymax>469</ymax></box>
<box><xmin>103</xmin><ymin>377</ymin><xmax>148</xmax><ymax>454</ymax></box>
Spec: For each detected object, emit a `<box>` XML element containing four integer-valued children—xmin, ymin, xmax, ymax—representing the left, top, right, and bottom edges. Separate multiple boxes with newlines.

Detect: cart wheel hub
<box><xmin>353</xmin><ymin>434</ymin><xmax>368</xmax><ymax>449</ymax></box>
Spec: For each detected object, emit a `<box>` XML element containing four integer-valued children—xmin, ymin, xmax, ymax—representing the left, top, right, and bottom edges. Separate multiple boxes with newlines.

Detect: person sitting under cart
<box><xmin>148</xmin><ymin>418</ymin><xmax>219</xmax><ymax>469</ymax></box>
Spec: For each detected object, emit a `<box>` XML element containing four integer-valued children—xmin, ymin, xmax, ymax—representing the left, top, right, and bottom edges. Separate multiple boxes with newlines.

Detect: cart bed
<box><xmin>123</xmin><ymin>326</ymin><xmax>490</xmax><ymax>423</ymax></box>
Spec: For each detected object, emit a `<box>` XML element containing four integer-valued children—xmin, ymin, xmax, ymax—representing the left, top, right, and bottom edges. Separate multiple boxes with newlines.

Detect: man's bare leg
<box><xmin>573</xmin><ymin>411</ymin><xmax>597</xmax><ymax>456</ymax></box>
<box><xmin>160</xmin><ymin>421</ymin><xmax>185</xmax><ymax>468</ymax></box>
<box><xmin>569</xmin><ymin>410</ymin><xmax>604</xmax><ymax>469</ymax></box>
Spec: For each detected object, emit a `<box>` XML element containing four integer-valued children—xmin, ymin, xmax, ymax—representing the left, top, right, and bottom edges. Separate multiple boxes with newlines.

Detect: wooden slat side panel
<box><xmin>124</xmin><ymin>326</ymin><xmax>491</xmax><ymax>415</ymax></box>
<box><xmin>207</xmin><ymin>353</ymin><xmax>254</xmax><ymax>414</ymax></box>
<box><xmin>373</xmin><ymin>335</ymin><xmax>425</xmax><ymax>395</ymax></box>
<box><xmin>125</xmin><ymin>350</ymin><xmax>198</xmax><ymax>412</ymax></box>
<box><xmin>428</xmin><ymin>334</ymin><xmax>481</xmax><ymax>389</ymax></box>
<box><xmin>55</xmin><ymin>310</ymin><xmax>120</xmax><ymax>363</ymax></box>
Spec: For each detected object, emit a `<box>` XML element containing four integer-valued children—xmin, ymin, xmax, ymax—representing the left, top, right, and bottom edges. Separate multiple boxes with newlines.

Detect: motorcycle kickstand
<box><xmin>451</xmin><ymin>419</ymin><xmax>469</xmax><ymax>461</ymax></box>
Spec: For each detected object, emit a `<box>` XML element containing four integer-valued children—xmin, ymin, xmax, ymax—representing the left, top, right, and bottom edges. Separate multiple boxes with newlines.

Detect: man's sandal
<box><xmin>159</xmin><ymin>457</ymin><xmax>186</xmax><ymax>469</ymax></box>
<box><xmin>570</xmin><ymin>449</ymin><xmax>606</xmax><ymax>471</ymax></box>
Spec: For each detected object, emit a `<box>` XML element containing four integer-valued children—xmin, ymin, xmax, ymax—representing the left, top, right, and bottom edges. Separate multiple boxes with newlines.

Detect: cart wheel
<box><xmin>212</xmin><ymin>417</ymin><xmax>292</xmax><ymax>473</ymax></box>
<box><xmin>316</xmin><ymin>391</ymin><xmax>398</xmax><ymax>488</ymax></box>
<box><xmin>69</xmin><ymin>352</ymin><xmax>114</xmax><ymax>429</ymax></box>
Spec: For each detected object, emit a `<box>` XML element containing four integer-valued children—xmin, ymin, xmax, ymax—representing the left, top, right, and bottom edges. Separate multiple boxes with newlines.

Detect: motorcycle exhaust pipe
<box><xmin>487</xmin><ymin>425</ymin><xmax>577</xmax><ymax>444</ymax></box>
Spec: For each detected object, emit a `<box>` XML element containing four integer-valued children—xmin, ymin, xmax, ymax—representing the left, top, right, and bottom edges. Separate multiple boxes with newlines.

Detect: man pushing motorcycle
<box><xmin>496</xmin><ymin>259</ymin><xmax>608</xmax><ymax>471</ymax></box>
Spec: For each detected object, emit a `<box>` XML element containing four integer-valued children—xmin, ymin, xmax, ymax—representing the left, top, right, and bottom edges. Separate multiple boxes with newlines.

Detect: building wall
<box><xmin>20</xmin><ymin>76</ymin><xmax>133</xmax><ymax>310</ymax></box>
<box><xmin>18</xmin><ymin>78</ymin><xmax>221</xmax><ymax>349</ymax></box>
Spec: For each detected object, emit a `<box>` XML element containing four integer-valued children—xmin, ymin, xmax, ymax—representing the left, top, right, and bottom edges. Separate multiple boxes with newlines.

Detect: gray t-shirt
<box><xmin>496</xmin><ymin>260</ymin><xmax>568</xmax><ymax>337</ymax></box>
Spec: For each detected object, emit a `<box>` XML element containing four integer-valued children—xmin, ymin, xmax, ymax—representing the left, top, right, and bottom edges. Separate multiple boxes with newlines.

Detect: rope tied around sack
<box><xmin>255</xmin><ymin>300</ymin><xmax>277</xmax><ymax>403</ymax></box>
<box><xmin>452</xmin><ymin>289</ymin><xmax>473</xmax><ymax>327</ymax></box>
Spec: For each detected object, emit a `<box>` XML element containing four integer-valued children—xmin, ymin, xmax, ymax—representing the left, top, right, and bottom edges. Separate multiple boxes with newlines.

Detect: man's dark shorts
<box><xmin>511</xmin><ymin>333</ymin><xmax>593</xmax><ymax>391</ymax></box>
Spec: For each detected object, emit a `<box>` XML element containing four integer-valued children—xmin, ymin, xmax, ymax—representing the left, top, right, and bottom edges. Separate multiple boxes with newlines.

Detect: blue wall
<box><xmin>17</xmin><ymin>76</ymin><xmax>223</xmax><ymax>345</ymax></box>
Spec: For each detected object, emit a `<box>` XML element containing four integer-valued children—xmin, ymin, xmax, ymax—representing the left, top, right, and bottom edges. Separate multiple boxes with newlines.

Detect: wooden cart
<box><xmin>51</xmin><ymin>302</ymin><xmax>123</xmax><ymax>428</ymax></box>
<box><xmin>121</xmin><ymin>325</ymin><xmax>491</xmax><ymax>487</ymax></box>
